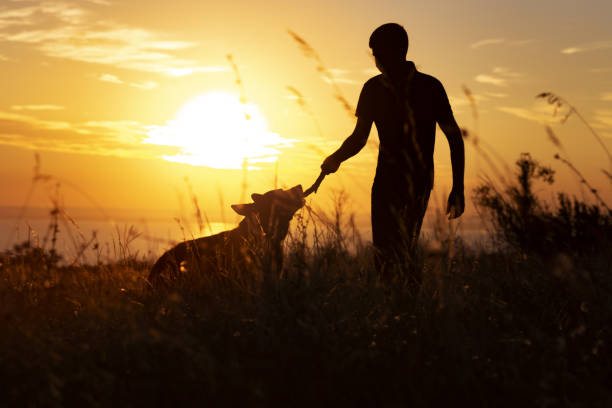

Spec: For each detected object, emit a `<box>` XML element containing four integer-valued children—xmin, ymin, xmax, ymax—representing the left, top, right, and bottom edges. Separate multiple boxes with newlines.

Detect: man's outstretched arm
<box><xmin>439</xmin><ymin>116</ymin><xmax>465</xmax><ymax>219</ymax></box>
<box><xmin>321</xmin><ymin>117</ymin><xmax>373</xmax><ymax>174</ymax></box>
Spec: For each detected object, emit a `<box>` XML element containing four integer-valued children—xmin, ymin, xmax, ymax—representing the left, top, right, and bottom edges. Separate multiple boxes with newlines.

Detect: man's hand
<box><xmin>446</xmin><ymin>188</ymin><xmax>465</xmax><ymax>220</ymax></box>
<box><xmin>321</xmin><ymin>155</ymin><xmax>341</xmax><ymax>175</ymax></box>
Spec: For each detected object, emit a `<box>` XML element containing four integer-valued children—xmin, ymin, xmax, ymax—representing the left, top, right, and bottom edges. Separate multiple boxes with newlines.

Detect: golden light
<box><xmin>144</xmin><ymin>91</ymin><xmax>292</xmax><ymax>169</ymax></box>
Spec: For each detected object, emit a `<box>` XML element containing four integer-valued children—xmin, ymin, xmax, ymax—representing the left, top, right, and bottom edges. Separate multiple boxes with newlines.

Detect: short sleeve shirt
<box><xmin>356</xmin><ymin>61</ymin><xmax>454</xmax><ymax>192</ymax></box>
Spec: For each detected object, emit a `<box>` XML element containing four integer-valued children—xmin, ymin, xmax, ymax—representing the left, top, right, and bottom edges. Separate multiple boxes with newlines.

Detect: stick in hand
<box><xmin>304</xmin><ymin>171</ymin><xmax>326</xmax><ymax>197</ymax></box>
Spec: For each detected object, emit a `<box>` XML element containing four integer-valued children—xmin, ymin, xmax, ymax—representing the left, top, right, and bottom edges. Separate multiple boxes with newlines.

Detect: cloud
<box><xmin>561</xmin><ymin>47</ymin><xmax>581</xmax><ymax>55</ymax></box>
<box><xmin>98</xmin><ymin>73</ymin><xmax>123</xmax><ymax>84</ymax></box>
<box><xmin>449</xmin><ymin>93</ymin><xmax>488</xmax><ymax>108</ymax></box>
<box><xmin>0</xmin><ymin>2</ymin><xmax>229</xmax><ymax>76</ymax></box>
<box><xmin>39</xmin><ymin>2</ymin><xmax>87</xmax><ymax>24</ymax></box>
<box><xmin>470</xmin><ymin>38</ymin><xmax>533</xmax><ymax>49</ymax></box>
<box><xmin>561</xmin><ymin>41</ymin><xmax>612</xmax><ymax>54</ymax></box>
<box><xmin>0</xmin><ymin>110</ymin><xmax>175</xmax><ymax>159</ymax></box>
<box><xmin>0</xmin><ymin>110</ymin><xmax>72</xmax><ymax>130</ymax></box>
<box><xmin>11</xmin><ymin>104</ymin><xmax>65</xmax><ymax>111</ymax></box>
<box><xmin>0</xmin><ymin>5</ymin><xmax>38</xmax><ymax>29</ymax></box>
<box><xmin>97</xmin><ymin>73</ymin><xmax>157</xmax><ymax>90</ymax></box>
<box><xmin>492</xmin><ymin>66</ymin><xmax>523</xmax><ymax>78</ymax></box>
<box><xmin>129</xmin><ymin>81</ymin><xmax>157</xmax><ymax>90</ymax></box>
<box><xmin>0</xmin><ymin>2</ymin><xmax>87</xmax><ymax>27</ymax></box>
<box><xmin>474</xmin><ymin>67</ymin><xmax>523</xmax><ymax>87</ymax></box>
<box><xmin>322</xmin><ymin>68</ymin><xmax>358</xmax><ymax>85</ymax></box>
<box><xmin>497</xmin><ymin>105</ymin><xmax>563</xmax><ymax>124</ymax></box>
<box><xmin>601</xmin><ymin>92</ymin><xmax>612</xmax><ymax>101</ymax></box>
<box><xmin>470</xmin><ymin>38</ymin><xmax>505</xmax><ymax>49</ymax></box>
<box><xmin>475</xmin><ymin>74</ymin><xmax>507</xmax><ymax>87</ymax></box>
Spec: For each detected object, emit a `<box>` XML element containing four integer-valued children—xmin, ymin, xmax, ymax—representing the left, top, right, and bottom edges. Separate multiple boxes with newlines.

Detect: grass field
<box><xmin>1</xmin><ymin>150</ymin><xmax>611</xmax><ymax>407</ymax></box>
<box><xmin>2</xmin><ymin>33</ymin><xmax>611</xmax><ymax>405</ymax></box>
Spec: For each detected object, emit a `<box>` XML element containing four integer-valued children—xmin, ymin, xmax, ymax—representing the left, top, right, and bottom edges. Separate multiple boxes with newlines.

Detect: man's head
<box><xmin>369</xmin><ymin>23</ymin><xmax>408</xmax><ymax>72</ymax></box>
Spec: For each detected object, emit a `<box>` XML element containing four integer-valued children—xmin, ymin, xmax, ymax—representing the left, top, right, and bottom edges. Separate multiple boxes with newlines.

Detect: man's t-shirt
<box><xmin>356</xmin><ymin>61</ymin><xmax>454</xmax><ymax>194</ymax></box>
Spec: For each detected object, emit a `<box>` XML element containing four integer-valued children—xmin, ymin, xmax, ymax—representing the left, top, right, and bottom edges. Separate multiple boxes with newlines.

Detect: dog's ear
<box><xmin>251</xmin><ymin>193</ymin><xmax>264</xmax><ymax>202</ymax></box>
<box><xmin>231</xmin><ymin>203</ymin><xmax>255</xmax><ymax>216</ymax></box>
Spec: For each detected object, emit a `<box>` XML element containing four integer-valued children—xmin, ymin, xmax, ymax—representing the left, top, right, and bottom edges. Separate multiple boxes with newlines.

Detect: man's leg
<box><xmin>371</xmin><ymin>186</ymin><xmax>431</xmax><ymax>283</ymax></box>
<box><xmin>404</xmin><ymin>189</ymin><xmax>431</xmax><ymax>251</ymax></box>
<box><xmin>371</xmin><ymin>192</ymin><xmax>399</xmax><ymax>283</ymax></box>
<box><xmin>396</xmin><ymin>189</ymin><xmax>431</xmax><ymax>286</ymax></box>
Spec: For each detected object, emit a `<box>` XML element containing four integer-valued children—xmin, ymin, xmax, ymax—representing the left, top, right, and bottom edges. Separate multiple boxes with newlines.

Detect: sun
<box><xmin>144</xmin><ymin>91</ymin><xmax>292</xmax><ymax>169</ymax></box>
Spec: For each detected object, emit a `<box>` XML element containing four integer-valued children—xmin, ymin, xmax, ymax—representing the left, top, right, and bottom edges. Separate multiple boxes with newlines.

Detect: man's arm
<box><xmin>439</xmin><ymin>117</ymin><xmax>465</xmax><ymax>191</ymax></box>
<box><xmin>321</xmin><ymin>117</ymin><xmax>373</xmax><ymax>174</ymax></box>
<box><xmin>439</xmin><ymin>116</ymin><xmax>465</xmax><ymax>219</ymax></box>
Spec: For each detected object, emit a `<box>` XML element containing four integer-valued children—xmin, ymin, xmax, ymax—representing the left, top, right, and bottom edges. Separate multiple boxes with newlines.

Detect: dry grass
<box><xmin>1</xmin><ymin>178</ymin><xmax>611</xmax><ymax>407</ymax></box>
<box><xmin>287</xmin><ymin>30</ymin><xmax>354</xmax><ymax>118</ymax></box>
<box><xmin>536</xmin><ymin>92</ymin><xmax>612</xmax><ymax>167</ymax></box>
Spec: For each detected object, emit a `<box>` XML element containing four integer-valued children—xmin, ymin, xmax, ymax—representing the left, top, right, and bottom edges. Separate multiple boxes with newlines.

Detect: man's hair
<box><xmin>369</xmin><ymin>23</ymin><xmax>408</xmax><ymax>59</ymax></box>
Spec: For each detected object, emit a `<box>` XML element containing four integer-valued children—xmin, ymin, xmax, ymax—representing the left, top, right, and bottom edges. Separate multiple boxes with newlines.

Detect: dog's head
<box><xmin>231</xmin><ymin>185</ymin><xmax>305</xmax><ymax>239</ymax></box>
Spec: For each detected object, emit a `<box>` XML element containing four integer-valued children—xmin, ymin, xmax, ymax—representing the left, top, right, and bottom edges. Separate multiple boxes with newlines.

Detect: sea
<box><xmin>0</xmin><ymin>205</ymin><xmax>492</xmax><ymax>265</ymax></box>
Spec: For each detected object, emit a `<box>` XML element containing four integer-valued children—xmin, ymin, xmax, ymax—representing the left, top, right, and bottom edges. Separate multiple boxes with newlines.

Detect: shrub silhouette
<box><xmin>474</xmin><ymin>152</ymin><xmax>611</xmax><ymax>255</ymax></box>
<box><xmin>0</xmin><ymin>241</ymin><xmax>62</xmax><ymax>272</ymax></box>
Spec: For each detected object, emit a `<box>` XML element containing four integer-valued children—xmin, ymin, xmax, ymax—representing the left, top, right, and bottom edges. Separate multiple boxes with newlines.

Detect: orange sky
<box><xmin>1</xmin><ymin>0</ymin><xmax>611</xmax><ymax>227</ymax></box>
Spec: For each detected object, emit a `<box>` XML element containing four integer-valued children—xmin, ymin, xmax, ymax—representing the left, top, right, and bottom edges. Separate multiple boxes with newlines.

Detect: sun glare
<box><xmin>144</xmin><ymin>91</ymin><xmax>292</xmax><ymax>169</ymax></box>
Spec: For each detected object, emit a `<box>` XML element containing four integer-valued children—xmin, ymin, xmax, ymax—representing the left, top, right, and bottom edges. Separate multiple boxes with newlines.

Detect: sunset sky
<box><xmin>1</xmin><ymin>0</ymin><xmax>611</xmax><ymax>228</ymax></box>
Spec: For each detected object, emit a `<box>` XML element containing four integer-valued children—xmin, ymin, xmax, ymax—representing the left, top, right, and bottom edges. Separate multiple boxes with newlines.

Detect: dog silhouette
<box><xmin>148</xmin><ymin>185</ymin><xmax>304</xmax><ymax>287</ymax></box>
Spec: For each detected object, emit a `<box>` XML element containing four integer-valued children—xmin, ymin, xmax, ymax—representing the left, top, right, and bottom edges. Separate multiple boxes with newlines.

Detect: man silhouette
<box><xmin>321</xmin><ymin>23</ymin><xmax>465</xmax><ymax>283</ymax></box>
